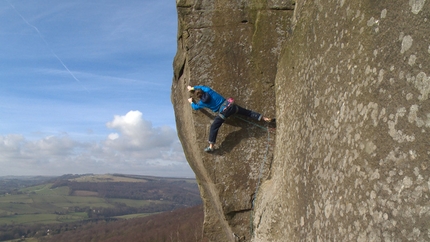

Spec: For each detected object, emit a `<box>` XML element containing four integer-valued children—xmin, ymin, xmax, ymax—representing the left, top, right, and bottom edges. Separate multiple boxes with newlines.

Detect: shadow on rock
<box><xmin>214</xmin><ymin>117</ymin><xmax>269</xmax><ymax>155</ymax></box>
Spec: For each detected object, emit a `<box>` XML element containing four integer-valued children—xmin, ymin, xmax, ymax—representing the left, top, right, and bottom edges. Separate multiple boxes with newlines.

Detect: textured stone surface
<box><xmin>255</xmin><ymin>0</ymin><xmax>430</xmax><ymax>241</ymax></box>
<box><xmin>173</xmin><ymin>0</ymin><xmax>430</xmax><ymax>241</ymax></box>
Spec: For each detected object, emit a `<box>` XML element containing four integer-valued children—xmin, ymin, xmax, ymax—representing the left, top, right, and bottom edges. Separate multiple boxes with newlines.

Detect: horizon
<box><xmin>0</xmin><ymin>173</ymin><xmax>197</xmax><ymax>179</ymax></box>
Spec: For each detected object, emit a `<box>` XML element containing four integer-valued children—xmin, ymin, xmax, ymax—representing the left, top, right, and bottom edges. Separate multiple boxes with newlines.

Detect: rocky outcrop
<box><xmin>172</xmin><ymin>0</ymin><xmax>430</xmax><ymax>241</ymax></box>
<box><xmin>172</xmin><ymin>0</ymin><xmax>292</xmax><ymax>241</ymax></box>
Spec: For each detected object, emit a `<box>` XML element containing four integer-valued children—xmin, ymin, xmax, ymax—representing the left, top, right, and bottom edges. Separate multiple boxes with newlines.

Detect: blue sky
<box><xmin>0</xmin><ymin>0</ymin><xmax>194</xmax><ymax>178</ymax></box>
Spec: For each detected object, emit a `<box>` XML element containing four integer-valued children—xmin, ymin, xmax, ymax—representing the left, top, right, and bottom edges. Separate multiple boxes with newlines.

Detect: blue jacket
<box><xmin>191</xmin><ymin>86</ymin><xmax>226</xmax><ymax>113</ymax></box>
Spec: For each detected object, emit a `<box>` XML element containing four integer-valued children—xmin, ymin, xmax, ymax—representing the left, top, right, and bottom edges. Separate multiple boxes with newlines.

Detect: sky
<box><xmin>0</xmin><ymin>0</ymin><xmax>195</xmax><ymax>178</ymax></box>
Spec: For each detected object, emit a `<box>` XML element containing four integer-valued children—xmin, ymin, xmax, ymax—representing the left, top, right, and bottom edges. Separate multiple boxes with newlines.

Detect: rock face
<box><xmin>172</xmin><ymin>0</ymin><xmax>430</xmax><ymax>241</ymax></box>
<box><xmin>172</xmin><ymin>1</ymin><xmax>292</xmax><ymax>241</ymax></box>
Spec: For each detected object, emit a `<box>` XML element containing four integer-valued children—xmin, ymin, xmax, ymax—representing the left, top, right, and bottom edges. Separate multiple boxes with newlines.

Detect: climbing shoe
<box><xmin>263</xmin><ymin>117</ymin><xmax>275</xmax><ymax>123</ymax></box>
<box><xmin>204</xmin><ymin>147</ymin><xmax>214</xmax><ymax>152</ymax></box>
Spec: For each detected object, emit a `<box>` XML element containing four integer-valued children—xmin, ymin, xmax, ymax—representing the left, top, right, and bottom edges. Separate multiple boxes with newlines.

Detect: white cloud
<box><xmin>0</xmin><ymin>111</ymin><xmax>192</xmax><ymax>178</ymax></box>
<box><xmin>108</xmin><ymin>133</ymin><xmax>119</xmax><ymax>140</ymax></box>
<box><xmin>105</xmin><ymin>110</ymin><xmax>178</xmax><ymax>150</ymax></box>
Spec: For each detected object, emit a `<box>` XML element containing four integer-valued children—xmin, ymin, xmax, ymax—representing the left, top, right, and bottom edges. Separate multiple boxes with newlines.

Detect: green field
<box><xmin>0</xmin><ymin>182</ymin><xmax>147</xmax><ymax>225</ymax></box>
<box><xmin>114</xmin><ymin>212</ymin><xmax>154</xmax><ymax>219</ymax></box>
<box><xmin>0</xmin><ymin>174</ymin><xmax>200</xmax><ymax>229</ymax></box>
<box><xmin>107</xmin><ymin>198</ymin><xmax>166</xmax><ymax>207</ymax></box>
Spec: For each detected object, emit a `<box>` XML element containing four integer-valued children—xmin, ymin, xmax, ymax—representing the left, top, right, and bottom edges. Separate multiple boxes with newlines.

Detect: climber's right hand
<box><xmin>188</xmin><ymin>98</ymin><xmax>193</xmax><ymax>103</ymax></box>
<box><xmin>187</xmin><ymin>86</ymin><xmax>194</xmax><ymax>91</ymax></box>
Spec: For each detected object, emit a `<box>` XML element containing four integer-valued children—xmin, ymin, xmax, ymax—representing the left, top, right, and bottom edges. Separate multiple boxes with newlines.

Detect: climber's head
<box><xmin>195</xmin><ymin>89</ymin><xmax>211</xmax><ymax>103</ymax></box>
<box><xmin>195</xmin><ymin>89</ymin><xmax>203</xmax><ymax>99</ymax></box>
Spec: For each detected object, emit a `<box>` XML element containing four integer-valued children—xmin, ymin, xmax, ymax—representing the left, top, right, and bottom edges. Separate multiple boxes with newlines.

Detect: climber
<box><xmin>187</xmin><ymin>85</ymin><xmax>274</xmax><ymax>152</ymax></box>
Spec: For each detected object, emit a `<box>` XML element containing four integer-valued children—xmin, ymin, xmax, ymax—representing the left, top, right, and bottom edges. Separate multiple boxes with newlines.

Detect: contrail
<box><xmin>8</xmin><ymin>1</ymin><xmax>89</xmax><ymax>93</ymax></box>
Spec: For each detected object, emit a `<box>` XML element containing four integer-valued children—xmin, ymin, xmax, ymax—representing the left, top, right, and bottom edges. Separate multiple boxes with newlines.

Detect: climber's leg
<box><xmin>207</xmin><ymin>115</ymin><xmax>225</xmax><ymax>147</ymax></box>
<box><xmin>236</xmin><ymin>105</ymin><xmax>263</xmax><ymax>120</ymax></box>
<box><xmin>235</xmin><ymin>105</ymin><xmax>273</xmax><ymax>122</ymax></box>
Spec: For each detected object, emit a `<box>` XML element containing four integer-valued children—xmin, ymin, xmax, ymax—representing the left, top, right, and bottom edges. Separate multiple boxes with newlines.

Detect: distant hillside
<box><xmin>41</xmin><ymin>205</ymin><xmax>208</xmax><ymax>242</ymax></box>
<box><xmin>0</xmin><ymin>174</ymin><xmax>202</xmax><ymax>241</ymax></box>
<box><xmin>0</xmin><ymin>176</ymin><xmax>55</xmax><ymax>194</ymax></box>
<box><xmin>51</xmin><ymin>174</ymin><xmax>201</xmax><ymax>207</ymax></box>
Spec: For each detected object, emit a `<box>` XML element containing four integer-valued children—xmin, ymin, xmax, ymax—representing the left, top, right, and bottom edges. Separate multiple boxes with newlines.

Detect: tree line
<box><xmin>41</xmin><ymin>205</ymin><xmax>208</xmax><ymax>242</ymax></box>
<box><xmin>0</xmin><ymin>205</ymin><xmax>208</xmax><ymax>242</ymax></box>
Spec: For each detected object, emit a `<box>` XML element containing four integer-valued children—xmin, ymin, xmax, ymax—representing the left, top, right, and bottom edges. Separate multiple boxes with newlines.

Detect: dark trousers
<box><xmin>208</xmin><ymin>105</ymin><xmax>262</xmax><ymax>144</ymax></box>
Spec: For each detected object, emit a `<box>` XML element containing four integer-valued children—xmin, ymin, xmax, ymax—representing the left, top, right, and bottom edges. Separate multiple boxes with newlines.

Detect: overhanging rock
<box><xmin>172</xmin><ymin>0</ymin><xmax>292</xmax><ymax>241</ymax></box>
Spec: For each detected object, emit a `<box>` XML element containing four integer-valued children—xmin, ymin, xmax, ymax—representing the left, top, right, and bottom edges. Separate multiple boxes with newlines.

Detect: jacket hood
<box><xmin>201</xmin><ymin>92</ymin><xmax>211</xmax><ymax>103</ymax></box>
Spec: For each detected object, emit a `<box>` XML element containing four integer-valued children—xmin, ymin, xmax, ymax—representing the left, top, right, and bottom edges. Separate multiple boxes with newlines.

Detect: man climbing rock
<box><xmin>187</xmin><ymin>85</ymin><xmax>274</xmax><ymax>152</ymax></box>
